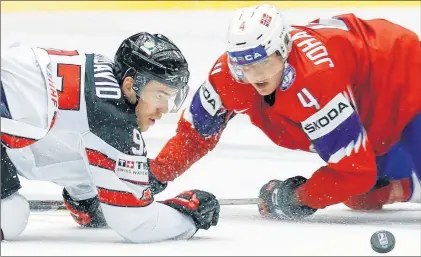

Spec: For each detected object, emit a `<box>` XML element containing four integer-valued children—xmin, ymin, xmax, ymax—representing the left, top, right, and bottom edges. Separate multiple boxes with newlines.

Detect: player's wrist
<box><xmin>148</xmin><ymin>159</ymin><xmax>167</xmax><ymax>195</ymax></box>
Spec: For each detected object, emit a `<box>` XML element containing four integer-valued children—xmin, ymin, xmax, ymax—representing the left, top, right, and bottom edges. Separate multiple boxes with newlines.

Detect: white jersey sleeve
<box><xmin>1</xmin><ymin>44</ymin><xmax>58</xmax><ymax>148</ymax></box>
<box><xmin>80</xmin><ymin>129</ymin><xmax>197</xmax><ymax>243</ymax></box>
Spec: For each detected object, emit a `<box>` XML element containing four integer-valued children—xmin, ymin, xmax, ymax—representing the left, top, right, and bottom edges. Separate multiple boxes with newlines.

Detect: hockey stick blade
<box><xmin>29</xmin><ymin>198</ymin><xmax>258</xmax><ymax>211</ymax></box>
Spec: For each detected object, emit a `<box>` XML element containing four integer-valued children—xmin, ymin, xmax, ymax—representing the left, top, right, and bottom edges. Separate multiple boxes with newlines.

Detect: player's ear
<box><xmin>122</xmin><ymin>76</ymin><xmax>137</xmax><ymax>104</ymax></box>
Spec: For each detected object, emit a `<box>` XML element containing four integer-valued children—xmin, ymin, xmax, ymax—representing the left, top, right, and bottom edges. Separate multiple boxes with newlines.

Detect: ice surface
<box><xmin>1</xmin><ymin>204</ymin><xmax>420</xmax><ymax>256</ymax></box>
<box><xmin>1</xmin><ymin>6</ymin><xmax>420</xmax><ymax>256</ymax></box>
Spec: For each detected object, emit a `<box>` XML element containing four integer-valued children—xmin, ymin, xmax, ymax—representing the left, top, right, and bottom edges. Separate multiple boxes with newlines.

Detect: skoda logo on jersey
<box><xmin>228</xmin><ymin>45</ymin><xmax>268</xmax><ymax>65</ymax></box>
<box><xmin>280</xmin><ymin>64</ymin><xmax>296</xmax><ymax>91</ymax></box>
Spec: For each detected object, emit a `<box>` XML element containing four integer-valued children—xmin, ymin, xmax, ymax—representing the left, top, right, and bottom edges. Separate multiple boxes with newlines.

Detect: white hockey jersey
<box><xmin>1</xmin><ymin>44</ymin><xmax>197</xmax><ymax>243</ymax></box>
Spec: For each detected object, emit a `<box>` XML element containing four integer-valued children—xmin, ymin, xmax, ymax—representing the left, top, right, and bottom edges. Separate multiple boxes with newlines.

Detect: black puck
<box><xmin>370</xmin><ymin>230</ymin><xmax>396</xmax><ymax>253</ymax></box>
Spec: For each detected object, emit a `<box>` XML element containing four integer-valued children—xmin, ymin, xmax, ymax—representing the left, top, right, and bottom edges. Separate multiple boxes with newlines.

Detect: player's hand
<box><xmin>258</xmin><ymin>176</ymin><xmax>317</xmax><ymax>219</ymax></box>
<box><xmin>148</xmin><ymin>159</ymin><xmax>167</xmax><ymax>195</ymax></box>
<box><xmin>162</xmin><ymin>190</ymin><xmax>220</xmax><ymax>230</ymax></box>
<box><xmin>62</xmin><ymin>188</ymin><xmax>107</xmax><ymax>228</ymax></box>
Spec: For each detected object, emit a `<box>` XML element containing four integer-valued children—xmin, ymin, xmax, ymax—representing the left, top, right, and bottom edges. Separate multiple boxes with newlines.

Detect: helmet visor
<box><xmin>167</xmin><ymin>83</ymin><xmax>189</xmax><ymax>113</ymax></box>
<box><xmin>137</xmin><ymin>78</ymin><xmax>190</xmax><ymax>113</ymax></box>
<box><xmin>130</xmin><ymin>54</ymin><xmax>190</xmax><ymax>113</ymax></box>
<box><xmin>228</xmin><ymin>45</ymin><xmax>284</xmax><ymax>84</ymax></box>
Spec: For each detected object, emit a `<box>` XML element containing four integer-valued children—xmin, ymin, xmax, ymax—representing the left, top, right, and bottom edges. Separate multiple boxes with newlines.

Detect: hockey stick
<box><xmin>29</xmin><ymin>198</ymin><xmax>259</xmax><ymax>211</ymax></box>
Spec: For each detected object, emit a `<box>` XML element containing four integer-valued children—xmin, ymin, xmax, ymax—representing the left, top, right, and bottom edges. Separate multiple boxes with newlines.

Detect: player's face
<box><xmin>246</xmin><ymin>53</ymin><xmax>285</xmax><ymax>96</ymax></box>
<box><xmin>136</xmin><ymin>80</ymin><xmax>178</xmax><ymax>132</ymax></box>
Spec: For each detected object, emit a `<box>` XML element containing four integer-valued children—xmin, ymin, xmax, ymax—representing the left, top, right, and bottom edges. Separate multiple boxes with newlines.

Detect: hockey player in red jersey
<box><xmin>150</xmin><ymin>4</ymin><xmax>421</xmax><ymax>219</ymax></box>
<box><xmin>1</xmin><ymin>33</ymin><xmax>219</xmax><ymax>241</ymax></box>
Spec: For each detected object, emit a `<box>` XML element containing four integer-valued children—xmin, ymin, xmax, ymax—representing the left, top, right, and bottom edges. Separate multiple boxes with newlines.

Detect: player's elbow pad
<box><xmin>1</xmin><ymin>192</ymin><xmax>30</xmax><ymax>240</ymax></box>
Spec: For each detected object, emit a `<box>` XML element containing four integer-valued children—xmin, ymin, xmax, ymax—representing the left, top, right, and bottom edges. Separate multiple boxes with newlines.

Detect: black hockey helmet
<box><xmin>114</xmin><ymin>32</ymin><xmax>190</xmax><ymax>113</ymax></box>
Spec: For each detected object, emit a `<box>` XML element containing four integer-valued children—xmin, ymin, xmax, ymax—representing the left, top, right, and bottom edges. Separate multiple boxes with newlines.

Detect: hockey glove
<box><xmin>148</xmin><ymin>159</ymin><xmax>167</xmax><ymax>195</ymax></box>
<box><xmin>258</xmin><ymin>176</ymin><xmax>317</xmax><ymax>220</ymax></box>
<box><xmin>162</xmin><ymin>190</ymin><xmax>220</xmax><ymax>230</ymax></box>
<box><xmin>62</xmin><ymin>188</ymin><xmax>107</xmax><ymax>228</ymax></box>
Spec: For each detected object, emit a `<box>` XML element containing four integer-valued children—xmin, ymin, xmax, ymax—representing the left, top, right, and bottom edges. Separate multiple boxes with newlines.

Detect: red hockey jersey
<box><xmin>151</xmin><ymin>14</ymin><xmax>421</xmax><ymax>209</ymax></box>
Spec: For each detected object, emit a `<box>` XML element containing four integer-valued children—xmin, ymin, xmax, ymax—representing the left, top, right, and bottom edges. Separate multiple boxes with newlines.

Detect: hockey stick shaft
<box><xmin>29</xmin><ymin>198</ymin><xmax>258</xmax><ymax>211</ymax></box>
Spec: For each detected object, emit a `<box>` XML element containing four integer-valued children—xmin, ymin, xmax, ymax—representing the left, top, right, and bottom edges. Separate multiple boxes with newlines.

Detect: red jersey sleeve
<box><xmin>292</xmin><ymin>71</ymin><xmax>378</xmax><ymax>209</ymax></box>
<box><xmin>150</xmin><ymin>57</ymin><xmax>237</xmax><ymax>182</ymax></box>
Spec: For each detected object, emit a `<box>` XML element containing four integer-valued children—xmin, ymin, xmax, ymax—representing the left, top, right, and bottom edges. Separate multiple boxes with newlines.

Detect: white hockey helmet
<box><xmin>226</xmin><ymin>4</ymin><xmax>292</xmax><ymax>84</ymax></box>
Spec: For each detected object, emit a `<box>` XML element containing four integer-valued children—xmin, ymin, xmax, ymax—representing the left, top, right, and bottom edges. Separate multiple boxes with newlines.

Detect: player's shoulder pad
<box><xmin>206</xmin><ymin>52</ymin><xmax>248</xmax><ymax>108</ymax></box>
<box><xmin>197</xmin><ymin>78</ymin><xmax>223</xmax><ymax>116</ymax></box>
<box><xmin>208</xmin><ymin>52</ymin><xmax>228</xmax><ymax>77</ymax></box>
<box><xmin>84</xmin><ymin>53</ymin><xmax>142</xmax><ymax>154</ymax></box>
<box><xmin>185</xmin><ymin>78</ymin><xmax>229</xmax><ymax>137</ymax></box>
<box><xmin>185</xmin><ymin>77</ymin><xmax>237</xmax><ymax>137</ymax></box>
<box><xmin>207</xmin><ymin>52</ymin><xmax>233</xmax><ymax>86</ymax></box>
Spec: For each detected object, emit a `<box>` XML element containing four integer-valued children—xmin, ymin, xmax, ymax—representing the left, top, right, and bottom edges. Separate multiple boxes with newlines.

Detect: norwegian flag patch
<box><xmin>260</xmin><ymin>13</ymin><xmax>272</xmax><ymax>27</ymax></box>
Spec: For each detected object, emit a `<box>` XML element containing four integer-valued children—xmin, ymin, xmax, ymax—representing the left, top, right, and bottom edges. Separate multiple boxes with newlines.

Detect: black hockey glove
<box><xmin>148</xmin><ymin>159</ymin><xmax>167</xmax><ymax>195</ymax></box>
<box><xmin>62</xmin><ymin>188</ymin><xmax>107</xmax><ymax>228</ymax></box>
<box><xmin>258</xmin><ymin>176</ymin><xmax>317</xmax><ymax>220</ymax></box>
<box><xmin>162</xmin><ymin>190</ymin><xmax>220</xmax><ymax>230</ymax></box>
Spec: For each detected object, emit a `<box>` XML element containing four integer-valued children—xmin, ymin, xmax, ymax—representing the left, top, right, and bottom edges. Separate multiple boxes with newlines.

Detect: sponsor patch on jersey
<box><xmin>199</xmin><ymin>79</ymin><xmax>223</xmax><ymax>116</ymax></box>
<box><xmin>115</xmin><ymin>153</ymin><xmax>149</xmax><ymax>185</ymax></box>
<box><xmin>301</xmin><ymin>93</ymin><xmax>367</xmax><ymax>163</ymax></box>
<box><xmin>301</xmin><ymin>93</ymin><xmax>354</xmax><ymax>140</ymax></box>
<box><xmin>280</xmin><ymin>64</ymin><xmax>296</xmax><ymax>91</ymax></box>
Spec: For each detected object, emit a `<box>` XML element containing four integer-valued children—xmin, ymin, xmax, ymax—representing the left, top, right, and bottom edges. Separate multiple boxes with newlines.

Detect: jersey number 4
<box><xmin>297</xmin><ymin>88</ymin><xmax>320</xmax><ymax>110</ymax></box>
<box><xmin>46</xmin><ymin>49</ymin><xmax>81</xmax><ymax>111</ymax></box>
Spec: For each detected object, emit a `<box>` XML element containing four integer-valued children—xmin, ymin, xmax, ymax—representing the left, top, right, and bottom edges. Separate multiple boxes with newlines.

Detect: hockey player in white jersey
<box><xmin>1</xmin><ymin>32</ymin><xmax>220</xmax><ymax>242</ymax></box>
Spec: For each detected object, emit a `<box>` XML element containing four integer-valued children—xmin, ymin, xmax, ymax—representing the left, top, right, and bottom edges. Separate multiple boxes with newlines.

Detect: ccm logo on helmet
<box><xmin>231</xmin><ymin>52</ymin><xmax>263</xmax><ymax>64</ymax></box>
<box><xmin>301</xmin><ymin>93</ymin><xmax>354</xmax><ymax>140</ymax></box>
<box><xmin>229</xmin><ymin>45</ymin><xmax>268</xmax><ymax>65</ymax></box>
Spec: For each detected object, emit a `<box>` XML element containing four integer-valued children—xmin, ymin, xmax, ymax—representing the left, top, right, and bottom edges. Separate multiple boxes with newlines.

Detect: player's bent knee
<box><xmin>356</xmin><ymin>172</ymin><xmax>378</xmax><ymax>196</ymax></box>
<box><xmin>343</xmin><ymin>178</ymin><xmax>411</xmax><ymax>210</ymax></box>
<box><xmin>1</xmin><ymin>192</ymin><xmax>30</xmax><ymax>240</ymax></box>
<box><xmin>343</xmin><ymin>194</ymin><xmax>383</xmax><ymax>210</ymax></box>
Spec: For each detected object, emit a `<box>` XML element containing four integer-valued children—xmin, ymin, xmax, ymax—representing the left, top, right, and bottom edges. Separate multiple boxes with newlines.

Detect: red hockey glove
<box><xmin>258</xmin><ymin>176</ymin><xmax>318</xmax><ymax>219</ymax></box>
